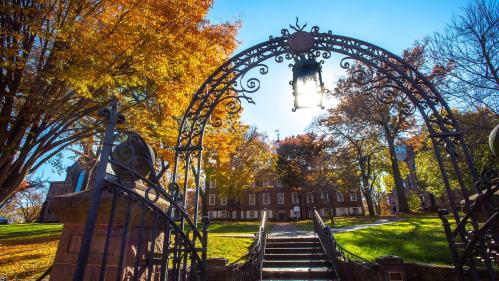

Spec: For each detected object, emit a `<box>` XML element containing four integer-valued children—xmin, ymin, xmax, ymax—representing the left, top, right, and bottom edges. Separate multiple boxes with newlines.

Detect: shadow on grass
<box><xmin>335</xmin><ymin>218</ymin><xmax>452</xmax><ymax>265</ymax></box>
<box><xmin>0</xmin><ymin>224</ymin><xmax>62</xmax><ymax>244</ymax></box>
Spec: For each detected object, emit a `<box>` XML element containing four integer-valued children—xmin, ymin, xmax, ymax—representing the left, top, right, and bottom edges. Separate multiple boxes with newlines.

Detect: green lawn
<box><xmin>334</xmin><ymin>216</ymin><xmax>452</xmax><ymax>265</ymax></box>
<box><xmin>0</xmin><ymin>216</ymin><xmax>453</xmax><ymax>280</ymax></box>
<box><xmin>0</xmin><ymin>222</ymin><xmax>254</xmax><ymax>280</ymax></box>
<box><xmin>208</xmin><ymin>220</ymin><xmax>272</xmax><ymax>235</ymax></box>
<box><xmin>208</xmin><ymin>237</ymin><xmax>253</xmax><ymax>262</ymax></box>
<box><xmin>0</xmin><ymin>223</ymin><xmax>63</xmax><ymax>242</ymax></box>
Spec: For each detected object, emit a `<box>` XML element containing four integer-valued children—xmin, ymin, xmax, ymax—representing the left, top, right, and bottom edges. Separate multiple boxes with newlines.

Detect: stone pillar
<box><xmin>375</xmin><ymin>255</ymin><xmax>407</xmax><ymax>281</ymax></box>
<box><xmin>49</xmin><ymin>187</ymin><xmax>166</xmax><ymax>281</ymax></box>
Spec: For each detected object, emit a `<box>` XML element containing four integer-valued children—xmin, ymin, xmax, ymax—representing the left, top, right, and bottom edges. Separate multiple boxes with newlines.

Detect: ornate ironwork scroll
<box><xmin>229</xmin><ymin>210</ymin><xmax>267</xmax><ymax>281</ymax></box>
<box><xmin>439</xmin><ymin>168</ymin><xmax>498</xmax><ymax>281</ymax></box>
<box><xmin>313</xmin><ymin>209</ymin><xmax>372</xmax><ymax>281</ymax></box>
<box><xmin>172</xmin><ymin>20</ymin><xmax>483</xmax><ymax>280</ymax></box>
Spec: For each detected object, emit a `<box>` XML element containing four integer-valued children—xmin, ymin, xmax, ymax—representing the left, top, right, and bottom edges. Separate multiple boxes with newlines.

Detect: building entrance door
<box><xmin>278</xmin><ymin>212</ymin><xmax>285</xmax><ymax>221</ymax></box>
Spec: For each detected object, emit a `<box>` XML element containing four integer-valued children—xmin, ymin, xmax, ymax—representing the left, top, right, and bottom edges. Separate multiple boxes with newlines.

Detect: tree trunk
<box><xmin>358</xmin><ymin>157</ymin><xmax>376</xmax><ymax>216</ymax></box>
<box><xmin>384</xmin><ymin>125</ymin><xmax>410</xmax><ymax>212</ymax></box>
<box><xmin>428</xmin><ymin>192</ymin><xmax>437</xmax><ymax>211</ymax></box>
<box><xmin>363</xmin><ymin>189</ymin><xmax>376</xmax><ymax>216</ymax></box>
<box><xmin>201</xmin><ymin>177</ymin><xmax>208</xmax><ymax>218</ymax></box>
<box><xmin>0</xmin><ymin>172</ymin><xmax>26</xmax><ymax>206</ymax></box>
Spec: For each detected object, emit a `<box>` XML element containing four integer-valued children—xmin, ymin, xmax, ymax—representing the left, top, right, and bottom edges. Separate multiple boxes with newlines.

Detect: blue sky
<box><xmin>207</xmin><ymin>0</ymin><xmax>468</xmax><ymax>140</ymax></box>
<box><xmin>40</xmin><ymin>0</ymin><xmax>469</xmax><ymax>181</ymax></box>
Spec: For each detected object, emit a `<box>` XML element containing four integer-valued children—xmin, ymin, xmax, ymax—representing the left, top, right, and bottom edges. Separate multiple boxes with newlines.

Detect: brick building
<box><xmin>206</xmin><ymin>172</ymin><xmax>364</xmax><ymax>221</ymax></box>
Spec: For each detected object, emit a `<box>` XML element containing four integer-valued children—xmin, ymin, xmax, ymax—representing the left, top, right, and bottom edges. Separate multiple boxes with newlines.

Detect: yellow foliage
<box><xmin>0</xmin><ymin>238</ymin><xmax>58</xmax><ymax>280</ymax></box>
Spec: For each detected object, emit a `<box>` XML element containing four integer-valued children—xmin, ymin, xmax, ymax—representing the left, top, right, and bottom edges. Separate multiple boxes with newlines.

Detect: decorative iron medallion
<box><xmin>288</xmin><ymin>31</ymin><xmax>315</xmax><ymax>52</ymax></box>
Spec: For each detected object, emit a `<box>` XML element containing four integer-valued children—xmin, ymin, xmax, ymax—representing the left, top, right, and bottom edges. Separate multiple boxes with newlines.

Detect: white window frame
<box><xmin>292</xmin><ymin>192</ymin><xmax>299</xmax><ymax>204</ymax></box>
<box><xmin>277</xmin><ymin>192</ymin><xmax>284</xmax><ymax>204</ymax></box>
<box><xmin>209</xmin><ymin>194</ymin><xmax>216</xmax><ymax>206</ymax></box>
<box><xmin>321</xmin><ymin>192</ymin><xmax>329</xmax><ymax>202</ymax></box>
<box><xmin>337</xmin><ymin>192</ymin><xmax>344</xmax><ymax>202</ymax></box>
<box><xmin>249</xmin><ymin>193</ymin><xmax>256</xmax><ymax>205</ymax></box>
<box><xmin>263</xmin><ymin>193</ymin><xmax>270</xmax><ymax>205</ymax></box>
<box><xmin>349</xmin><ymin>192</ymin><xmax>358</xmax><ymax>202</ymax></box>
<box><xmin>220</xmin><ymin>196</ymin><xmax>228</xmax><ymax>205</ymax></box>
<box><xmin>210</xmin><ymin>179</ymin><xmax>216</xmax><ymax>189</ymax></box>
<box><xmin>306</xmin><ymin>192</ymin><xmax>314</xmax><ymax>204</ymax></box>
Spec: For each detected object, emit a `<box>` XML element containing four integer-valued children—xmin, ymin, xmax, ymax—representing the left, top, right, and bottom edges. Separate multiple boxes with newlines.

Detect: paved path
<box><xmin>331</xmin><ymin>218</ymin><xmax>400</xmax><ymax>233</ymax></box>
<box><xmin>269</xmin><ymin>223</ymin><xmax>315</xmax><ymax>237</ymax></box>
<box><xmin>215</xmin><ymin>218</ymin><xmax>401</xmax><ymax>238</ymax></box>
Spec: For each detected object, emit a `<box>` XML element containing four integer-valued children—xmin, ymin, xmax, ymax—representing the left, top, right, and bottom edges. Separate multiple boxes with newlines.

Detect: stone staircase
<box><xmin>261</xmin><ymin>236</ymin><xmax>338</xmax><ymax>280</ymax></box>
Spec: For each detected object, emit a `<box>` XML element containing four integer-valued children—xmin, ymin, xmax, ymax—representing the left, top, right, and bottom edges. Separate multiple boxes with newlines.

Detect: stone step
<box><xmin>264</xmin><ymin>253</ymin><xmax>327</xmax><ymax>260</ymax></box>
<box><xmin>266</xmin><ymin>241</ymin><xmax>321</xmax><ymax>248</ymax></box>
<box><xmin>266</xmin><ymin>247</ymin><xmax>322</xmax><ymax>254</ymax></box>
<box><xmin>267</xmin><ymin>237</ymin><xmax>319</xmax><ymax>243</ymax></box>
<box><xmin>262</xmin><ymin>267</ymin><xmax>337</xmax><ymax>279</ymax></box>
<box><xmin>263</xmin><ymin>259</ymin><xmax>331</xmax><ymax>268</ymax></box>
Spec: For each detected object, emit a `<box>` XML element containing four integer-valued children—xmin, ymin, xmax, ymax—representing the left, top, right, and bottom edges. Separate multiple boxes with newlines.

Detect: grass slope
<box><xmin>334</xmin><ymin>216</ymin><xmax>452</xmax><ymax>265</ymax></box>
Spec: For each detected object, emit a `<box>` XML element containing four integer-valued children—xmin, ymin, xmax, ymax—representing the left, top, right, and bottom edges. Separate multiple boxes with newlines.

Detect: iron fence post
<box><xmin>201</xmin><ymin>216</ymin><xmax>210</xmax><ymax>281</ymax></box>
<box><xmin>73</xmin><ymin>100</ymin><xmax>121</xmax><ymax>281</ymax></box>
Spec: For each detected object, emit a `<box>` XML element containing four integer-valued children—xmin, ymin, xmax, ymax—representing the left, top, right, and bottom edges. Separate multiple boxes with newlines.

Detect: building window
<box><xmin>249</xmin><ymin>193</ymin><xmax>256</xmax><ymax>205</ymax></box>
<box><xmin>306</xmin><ymin>192</ymin><xmax>314</xmax><ymax>204</ymax></box>
<box><xmin>337</xmin><ymin>192</ymin><xmax>344</xmax><ymax>202</ymax></box>
<box><xmin>74</xmin><ymin>170</ymin><xmax>86</xmax><ymax>192</ymax></box>
<box><xmin>209</xmin><ymin>194</ymin><xmax>216</xmax><ymax>206</ymax></box>
<box><xmin>321</xmin><ymin>192</ymin><xmax>329</xmax><ymax>202</ymax></box>
<box><xmin>220</xmin><ymin>196</ymin><xmax>228</xmax><ymax>205</ymax></box>
<box><xmin>263</xmin><ymin>193</ymin><xmax>270</xmax><ymax>205</ymax></box>
<box><xmin>292</xmin><ymin>192</ymin><xmax>299</xmax><ymax>204</ymax></box>
<box><xmin>210</xmin><ymin>179</ymin><xmax>216</xmax><ymax>189</ymax></box>
<box><xmin>349</xmin><ymin>192</ymin><xmax>358</xmax><ymax>202</ymax></box>
<box><xmin>277</xmin><ymin>193</ymin><xmax>284</xmax><ymax>204</ymax></box>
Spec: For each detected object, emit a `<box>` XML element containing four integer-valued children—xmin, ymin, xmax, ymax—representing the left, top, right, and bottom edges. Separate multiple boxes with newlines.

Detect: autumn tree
<box><xmin>426</xmin><ymin>0</ymin><xmax>498</xmax><ymax>115</ymax></box>
<box><xmin>332</xmin><ymin>63</ymin><xmax>418</xmax><ymax>212</ymax></box>
<box><xmin>276</xmin><ymin>133</ymin><xmax>331</xmax><ymax>211</ymax></box>
<box><xmin>314</xmin><ymin>107</ymin><xmax>384</xmax><ymax>216</ymax></box>
<box><xmin>0</xmin><ymin>0</ymin><xmax>238</xmax><ymax>203</ymax></box>
<box><xmin>202</xmin><ymin>122</ymin><xmax>274</xmax><ymax>216</ymax></box>
<box><xmin>0</xmin><ymin>177</ymin><xmax>46</xmax><ymax>223</ymax></box>
<box><xmin>415</xmin><ymin>108</ymin><xmax>498</xmax><ymax>200</ymax></box>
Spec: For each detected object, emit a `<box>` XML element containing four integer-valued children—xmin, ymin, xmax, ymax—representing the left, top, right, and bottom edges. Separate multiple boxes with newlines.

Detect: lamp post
<box><xmin>291</xmin><ymin>58</ymin><xmax>325</xmax><ymax>111</ymax></box>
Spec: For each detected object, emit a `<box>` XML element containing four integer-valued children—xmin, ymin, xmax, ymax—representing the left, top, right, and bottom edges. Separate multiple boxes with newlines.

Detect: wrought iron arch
<box><xmin>173</xmin><ymin>23</ymin><xmax>477</xmax><ymax>216</ymax></box>
<box><xmin>173</xmin><ymin>23</ymin><xmax>496</xmax><ymax>280</ymax></box>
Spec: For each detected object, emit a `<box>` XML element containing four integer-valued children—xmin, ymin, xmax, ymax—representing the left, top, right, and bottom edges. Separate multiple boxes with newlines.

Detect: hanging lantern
<box><xmin>291</xmin><ymin>58</ymin><xmax>325</xmax><ymax>111</ymax></box>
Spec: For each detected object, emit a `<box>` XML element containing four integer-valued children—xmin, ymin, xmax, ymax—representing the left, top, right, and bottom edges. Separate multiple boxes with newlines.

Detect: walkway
<box><xmin>270</xmin><ymin>218</ymin><xmax>400</xmax><ymax>237</ymax></box>
<box><xmin>331</xmin><ymin>218</ymin><xmax>400</xmax><ymax>233</ymax></box>
<box><xmin>214</xmin><ymin>218</ymin><xmax>400</xmax><ymax>238</ymax></box>
<box><xmin>270</xmin><ymin>223</ymin><xmax>314</xmax><ymax>237</ymax></box>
